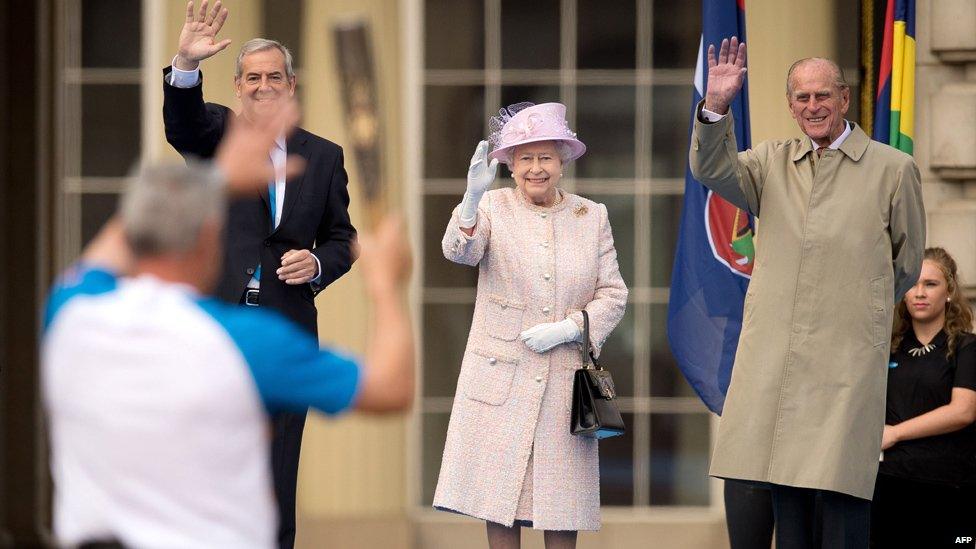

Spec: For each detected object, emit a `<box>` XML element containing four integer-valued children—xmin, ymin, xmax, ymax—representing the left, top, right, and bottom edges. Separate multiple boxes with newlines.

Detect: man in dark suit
<box><xmin>161</xmin><ymin>3</ymin><xmax>355</xmax><ymax>547</ymax></box>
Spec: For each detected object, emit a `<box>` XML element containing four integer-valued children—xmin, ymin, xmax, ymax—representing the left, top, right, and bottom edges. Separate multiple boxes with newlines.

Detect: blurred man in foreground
<box><xmin>41</xmin><ymin>106</ymin><xmax>413</xmax><ymax>548</ymax></box>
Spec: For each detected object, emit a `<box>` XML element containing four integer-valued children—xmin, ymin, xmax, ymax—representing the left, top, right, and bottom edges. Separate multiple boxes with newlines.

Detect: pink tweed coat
<box><xmin>432</xmin><ymin>187</ymin><xmax>627</xmax><ymax>531</ymax></box>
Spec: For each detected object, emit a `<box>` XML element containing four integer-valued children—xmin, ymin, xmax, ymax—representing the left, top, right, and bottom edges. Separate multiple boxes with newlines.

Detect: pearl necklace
<box><xmin>519</xmin><ymin>187</ymin><xmax>563</xmax><ymax>208</ymax></box>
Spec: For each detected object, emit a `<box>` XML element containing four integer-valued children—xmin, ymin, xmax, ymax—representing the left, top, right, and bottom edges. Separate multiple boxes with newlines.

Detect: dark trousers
<box><xmin>240</xmin><ymin>289</ymin><xmax>309</xmax><ymax>549</ymax></box>
<box><xmin>725</xmin><ymin>479</ymin><xmax>774</xmax><ymax>549</ymax></box>
<box><xmin>871</xmin><ymin>473</ymin><xmax>976</xmax><ymax>549</ymax></box>
<box><xmin>272</xmin><ymin>411</ymin><xmax>307</xmax><ymax>549</ymax></box>
<box><xmin>79</xmin><ymin>541</ymin><xmax>126</xmax><ymax>549</ymax></box>
<box><xmin>770</xmin><ymin>484</ymin><xmax>871</xmax><ymax>549</ymax></box>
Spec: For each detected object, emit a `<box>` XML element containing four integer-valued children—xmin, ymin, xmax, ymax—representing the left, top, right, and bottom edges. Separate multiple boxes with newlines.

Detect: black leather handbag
<box><xmin>571</xmin><ymin>310</ymin><xmax>625</xmax><ymax>439</ymax></box>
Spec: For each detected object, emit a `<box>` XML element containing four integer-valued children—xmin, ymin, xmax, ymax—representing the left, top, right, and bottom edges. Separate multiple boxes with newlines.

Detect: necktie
<box><xmin>268</xmin><ymin>180</ymin><xmax>277</xmax><ymax>230</ymax></box>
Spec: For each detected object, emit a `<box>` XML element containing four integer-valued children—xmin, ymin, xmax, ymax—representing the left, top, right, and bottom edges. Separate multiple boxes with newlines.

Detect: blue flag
<box><xmin>666</xmin><ymin>0</ymin><xmax>754</xmax><ymax>415</ymax></box>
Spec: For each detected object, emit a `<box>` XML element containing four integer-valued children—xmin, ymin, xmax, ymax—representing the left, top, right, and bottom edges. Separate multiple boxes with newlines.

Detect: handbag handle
<box><xmin>581</xmin><ymin>310</ymin><xmax>601</xmax><ymax>370</ymax></box>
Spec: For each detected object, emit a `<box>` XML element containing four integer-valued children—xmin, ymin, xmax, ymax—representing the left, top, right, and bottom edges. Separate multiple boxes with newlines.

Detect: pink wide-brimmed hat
<box><xmin>487</xmin><ymin>102</ymin><xmax>586</xmax><ymax>164</ymax></box>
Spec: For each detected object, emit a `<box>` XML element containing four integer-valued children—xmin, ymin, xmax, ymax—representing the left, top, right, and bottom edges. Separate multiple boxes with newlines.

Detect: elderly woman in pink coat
<box><xmin>433</xmin><ymin>102</ymin><xmax>628</xmax><ymax>549</ymax></box>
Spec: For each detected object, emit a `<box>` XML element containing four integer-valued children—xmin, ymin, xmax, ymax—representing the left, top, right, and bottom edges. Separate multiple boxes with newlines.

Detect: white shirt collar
<box><xmin>273</xmin><ymin>135</ymin><xmax>286</xmax><ymax>152</ymax></box>
<box><xmin>812</xmin><ymin>121</ymin><xmax>852</xmax><ymax>151</ymax></box>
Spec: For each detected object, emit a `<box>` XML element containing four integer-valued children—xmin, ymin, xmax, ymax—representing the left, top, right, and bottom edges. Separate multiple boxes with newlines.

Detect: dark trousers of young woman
<box><xmin>725</xmin><ymin>479</ymin><xmax>774</xmax><ymax>549</ymax></box>
<box><xmin>769</xmin><ymin>484</ymin><xmax>871</xmax><ymax>549</ymax></box>
<box><xmin>871</xmin><ymin>473</ymin><xmax>976</xmax><ymax>549</ymax></box>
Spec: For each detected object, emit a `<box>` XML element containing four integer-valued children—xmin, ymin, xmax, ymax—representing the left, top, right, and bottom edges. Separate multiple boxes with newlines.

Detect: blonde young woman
<box><xmin>871</xmin><ymin>247</ymin><xmax>976</xmax><ymax>547</ymax></box>
<box><xmin>432</xmin><ymin>103</ymin><xmax>627</xmax><ymax>549</ymax></box>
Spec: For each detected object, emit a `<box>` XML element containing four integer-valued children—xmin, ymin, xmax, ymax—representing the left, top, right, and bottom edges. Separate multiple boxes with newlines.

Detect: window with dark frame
<box><xmin>60</xmin><ymin>0</ymin><xmax>143</xmax><ymax>267</ymax></box>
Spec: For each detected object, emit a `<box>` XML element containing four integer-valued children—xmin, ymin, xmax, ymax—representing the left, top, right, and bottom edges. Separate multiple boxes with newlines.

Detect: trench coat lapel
<box><xmin>791</xmin><ymin>138</ymin><xmax>814</xmax><ymax>162</ymax></box>
<box><xmin>839</xmin><ymin>123</ymin><xmax>869</xmax><ymax>162</ymax></box>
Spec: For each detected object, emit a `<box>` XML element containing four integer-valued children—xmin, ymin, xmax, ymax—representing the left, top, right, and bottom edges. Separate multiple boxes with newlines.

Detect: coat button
<box><xmin>542</xmin><ymin>306</ymin><xmax>551</xmax><ymax>314</ymax></box>
<box><xmin>264</xmin><ymin>240</ymin><xmax>271</xmax><ymax>247</ymax></box>
<box><xmin>535</xmin><ymin>375</ymin><xmax>543</xmax><ymax>383</ymax></box>
<box><xmin>540</xmin><ymin>241</ymin><xmax>549</xmax><ymax>248</ymax></box>
<box><xmin>246</xmin><ymin>267</ymin><xmax>255</xmax><ymax>275</ymax></box>
<box><xmin>488</xmin><ymin>357</ymin><xmax>497</xmax><ymax>365</ymax></box>
<box><xmin>540</xmin><ymin>213</ymin><xmax>548</xmax><ymax>219</ymax></box>
<box><xmin>543</xmin><ymin>273</ymin><xmax>551</xmax><ymax>281</ymax></box>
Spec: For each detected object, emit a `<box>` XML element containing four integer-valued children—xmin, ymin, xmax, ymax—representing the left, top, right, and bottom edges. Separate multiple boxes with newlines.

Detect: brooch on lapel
<box><xmin>573</xmin><ymin>203</ymin><xmax>588</xmax><ymax>217</ymax></box>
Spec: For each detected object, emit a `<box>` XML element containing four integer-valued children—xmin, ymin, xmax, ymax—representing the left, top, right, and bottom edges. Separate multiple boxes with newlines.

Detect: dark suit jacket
<box><xmin>162</xmin><ymin>67</ymin><xmax>356</xmax><ymax>335</ymax></box>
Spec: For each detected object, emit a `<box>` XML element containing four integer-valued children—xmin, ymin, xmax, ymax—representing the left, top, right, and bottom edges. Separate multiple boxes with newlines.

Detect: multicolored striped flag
<box><xmin>873</xmin><ymin>0</ymin><xmax>916</xmax><ymax>153</ymax></box>
<box><xmin>667</xmin><ymin>0</ymin><xmax>753</xmax><ymax>415</ymax></box>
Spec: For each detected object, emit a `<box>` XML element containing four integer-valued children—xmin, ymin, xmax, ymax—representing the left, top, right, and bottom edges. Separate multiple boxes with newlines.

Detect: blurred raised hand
<box><xmin>214</xmin><ymin>99</ymin><xmax>305</xmax><ymax>194</ymax></box>
<box><xmin>358</xmin><ymin>215</ymin><xmax>412</xmax><ymax>297</ymax></box>
<box><xmin>354</xmin><ymin>215</ymin><xmax>415</xmax><ymax>413</ymax></box>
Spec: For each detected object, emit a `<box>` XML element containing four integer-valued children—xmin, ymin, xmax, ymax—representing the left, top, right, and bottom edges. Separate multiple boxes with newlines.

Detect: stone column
<box><xmin>921</xmin><ymin>0</ymin><xmax>976</xmax><ymax>282</ymax></box>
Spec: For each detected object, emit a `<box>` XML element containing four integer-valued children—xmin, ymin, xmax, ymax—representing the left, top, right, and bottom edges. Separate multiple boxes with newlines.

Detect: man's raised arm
<box><xmin>173</xmin><ymin>0</ymin><xmax>231</xmax><ymax>73</ymax></box>
<box><xmin>163</xmin><ymin>0</ymin><xmax>233</xmax><ymax>158</ymax></box>
<box><xmin>688</xmin><ymin>36</ymin><xmax>765</xmax><ymax>217</ymax></box>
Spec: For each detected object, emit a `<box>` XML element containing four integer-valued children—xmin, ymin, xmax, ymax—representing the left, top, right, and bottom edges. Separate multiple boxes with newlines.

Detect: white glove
<box><xmin>458</xmin><ymin>140</ymin><xmax>498</xmax><ymax>228</ymax></box>
<box><xmin>520</xmin><ymin>318</ymin><xmax>582</xmax><ymax>354</ymax></box>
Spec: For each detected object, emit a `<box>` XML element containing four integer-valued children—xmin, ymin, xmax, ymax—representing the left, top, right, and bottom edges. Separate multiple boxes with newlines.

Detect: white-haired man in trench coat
<box><xmin>690</xmin><ymin>37</ymin><xmax>926</xmax><ymax>547</ymax></box>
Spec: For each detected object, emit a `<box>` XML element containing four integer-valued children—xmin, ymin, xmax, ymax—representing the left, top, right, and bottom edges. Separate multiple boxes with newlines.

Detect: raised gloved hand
<box><xmin>458</xmin><ymin>140</ymin><xmax>499</xmax><ymax>228</ymax></box>
<box><xmin>520</xmin><ymin>318</ymin><xmax>582</xmax><ymax>354</ymax></box>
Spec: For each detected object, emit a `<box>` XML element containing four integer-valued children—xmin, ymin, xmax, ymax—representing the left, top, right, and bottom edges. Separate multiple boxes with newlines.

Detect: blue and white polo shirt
<box><xmin>42</xmin><ymin>266</ymin><xmax>360</xmax><ymax>548</ymax></box>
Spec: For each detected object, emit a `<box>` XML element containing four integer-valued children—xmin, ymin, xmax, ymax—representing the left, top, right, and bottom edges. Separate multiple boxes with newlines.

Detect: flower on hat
<box><xmin>500</xmin><ymin>113</ymin><xmax>544</xmax><ymax>145</ymax></box>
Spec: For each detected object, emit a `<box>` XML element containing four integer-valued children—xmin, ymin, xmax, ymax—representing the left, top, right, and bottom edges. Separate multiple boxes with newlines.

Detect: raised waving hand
<box><xmin>703</xmin><ymin>36</ymin><xmax>747</xmax><ymax>115</ymax></box>
<box><xmin>457</xmin><ymin>140</ymin><xmax>498</xmax><ymax>230</ymax></box>
<box><xmin>467</xmin><ymin>140</ymin><xmax>499</xmax><ymax>197</ymax></box>
<box><xmin>174</xmin><ymin>0</ymin><xmax>231</xmax><ymax>71</ymax></box>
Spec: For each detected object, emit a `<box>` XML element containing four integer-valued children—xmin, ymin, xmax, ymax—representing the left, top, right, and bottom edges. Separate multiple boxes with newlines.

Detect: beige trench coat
<box><xmin>432</xmin><ymin>187</ymin><xmax>627</xmax><ymax>530</ymax></box>
<box><xmin>689</xmin><ymin>104</ymin><xmax>926</xmax><ymax>500</ymax></box>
